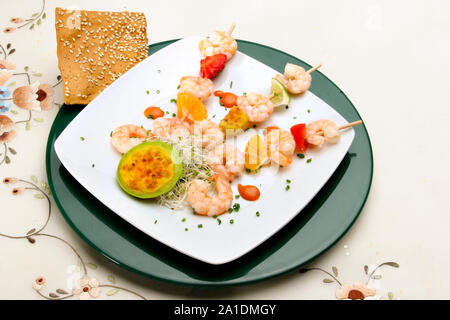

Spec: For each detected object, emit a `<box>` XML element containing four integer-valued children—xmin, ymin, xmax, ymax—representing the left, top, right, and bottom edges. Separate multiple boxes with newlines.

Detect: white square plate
<box><xmin>55</xmin><ymin>36</ymin><xmax>354</xmax><ymax>264</ymax></box>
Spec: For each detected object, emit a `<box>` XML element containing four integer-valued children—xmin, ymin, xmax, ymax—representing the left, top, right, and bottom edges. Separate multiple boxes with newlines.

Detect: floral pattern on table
<box><xmin>299</xmin><ymin>262</ymin><xmax>400</xmax><ymax>300</ymax></box>
<box><xmin>0</xmin><ymin>0</ymin><xmax>400</xmax><ymax>300</ymax></box>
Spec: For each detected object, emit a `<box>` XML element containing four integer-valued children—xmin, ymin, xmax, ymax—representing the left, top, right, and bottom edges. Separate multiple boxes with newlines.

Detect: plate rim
<box><xmin>46</xmin><ymin>38</ymin><xmax>373</xmax><ymax>287</ymax></box>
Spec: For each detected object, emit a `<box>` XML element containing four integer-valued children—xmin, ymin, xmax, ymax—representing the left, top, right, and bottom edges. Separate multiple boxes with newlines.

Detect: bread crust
<box><xmin>55</xmin><ymin>8</ymin><xmax>149</xmax><ymax>105</ymax></box>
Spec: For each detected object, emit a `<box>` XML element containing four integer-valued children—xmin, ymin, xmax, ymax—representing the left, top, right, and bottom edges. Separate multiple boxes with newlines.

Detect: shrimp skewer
<box><xmin>152</xmin><ymin>118</ymin><xmax>192</xmax><ymax>139</ymax></box>
<box><xmin>192</xmin><ymin>119</ymin><xmax>224</xmax><ymax>150</ymax></box>
<box><xmin>199</xmin><ymin>24</ymin><xmax>238</xmax><ymax>60</ymax></box>
<box><xmin>187</xmin><ymin>174</ymin><xmax>233</xmax><ymax>216</ymax></box>
<box><xmin>237</xmin><ymin>92</ymin><xmax>274</xmax><ymax>124</ymax></box>
<box><xmin>315</xmin><ymin>120</ymin><xmax>363</xmax><ymax>136</ymax></box>
<box><xmin>111</xmin><ymin>124</ymin><xmax>152</xmax><ymax>154</ymax></box>
<box><xmin>265</xmin><ymin>128</ymin><xmax>296</xmax><ymax>167</ymax></box>
<box><xmin>207</xmin><ymin>144</ymin><xmax>245</xmax><ymax>181</ymax></box>
<box><xmin>178</xmin><ymin>76</ymin><xmax>214</xmax><ymax>101</ymax></box>
<box><xmin>275</xmin><ymin>63</ymin><xmax>322</xmax><ymax>95</ymax></box>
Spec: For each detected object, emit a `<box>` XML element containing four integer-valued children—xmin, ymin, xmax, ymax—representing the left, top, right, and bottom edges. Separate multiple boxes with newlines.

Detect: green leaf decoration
<box><xmin>41</xmin><ymin>182</ymin><xmax>48</xmax><ymax>189</ymax></box>
<box><xmin>8</xmin><ymin>49</ymin><xmax>15</xmax><ymax>55</ymax></box>
<box><xmin>56</xmin><ymin>289</ymin><xmax>68</xmax><ymax>295</ymax></box>
<box><xmin>32</xmin><ymin>73</ymin><xmax>43</xmax><ymax>77</ymax></box>
<box><xmin>31</xmin><ymin>12</ymin><xmax>39</xmax><ymax>17</ymax></box>
<box><xmin>37</xmin><ymin>19</ymin><xmax>42</xmax><ymax>26</ymax></box>
<box><xmin>364</xmin><ymin>265</ymin><xmax>369</xmax><ymax>275</ymax></box>
<box><xmin>7</xmin><ymin>81</ymin><xmax>16</xmax><ymax>87</ymax></box>
<box><xmin>6</xmin><ymin>43</ymin><xmax>11</xmax><ymax>49</ymax></box>
<box><xmin>332</xmin><ymin>266</ymin><xmax>338</xmax><ymax>277</ymax></box>
<box><xmin>34</xmin><ymin>194</ymin><xmax>44</xmax><ymax>199</ymax></box>
<box><xmin>42</xmin><ymin>13</ymin><xmax>46</xmax><ymax>19</ymax></box>
<box><xmin>9</xmin><ymin>109</ymin><xmax>18</xmax><ymax>115</ymax></box>
<box><xmin>5</xmin><ymin>156</ymin><xmax>10</xmax><ymax>164</ymax></box>
<box><xmin>31</xmin><ymin>175</ymin><xmax>38</xmax><ymax>183</ymax></box>
<box><xmin>385</xmin><ymin>262</ymin><xmax>400</xmax><ymax>268</ymax></box>
<box><xmin>388</xmin><ymin>292</ymin><xmax>394</xmax><ymax>300</ymax></box>
<box><xmin>86</xmin><ymin>262</ymin><xmax>97</xmax><ymax>270</ymax></box>
<box><xmin>8</xmin><ymin>147</ymin><xmax>16</xmax><ymax>155</ymax></box>
<box><xmin>106</xmin><ymin>289</ymin><xmax>119</xmax><ymax>296</ymax></box>
<box><xmin>29</xmin><ymin>24</ymin><xmax>34</xmax><ymax>30</ymax></box>
<box><xmin>24</xmin><ymin>66</ymin><xmax>29</xmax><ymax>71</ymax></box>
<box><xmin>323</xmin><ymin>279</ymin><xmax>334</xmax><ymax>283</ymax></box>
<box><xmin>107</xmin><ymin>275</ymin><xmax>116</xmax><ymax>284</ymax></box>
<box><xmin>26</xmin><ymin>228</ymin><xmax>36</xmax><ymax>235</ymax></box>
<box><xmin>372</xmin><ymin>275</ymin><xmax>382</xmax><ymax>280</ymax></box>
<box><xmin>33</xmin><ymin>118</ymin><xmax>44</xmax><ymax>123</ymax></box>
<box><xmin>49</xmin><ymin>292</ymin><xmax>58</xmax><ymax>298</ymax></box>
<box><xmin>25</xmin><ymin>122</ymin><xmax>30</xmax><ymax>130</ymax></box>
<box><xmin>27</xmin><ymin>237</ymin><xmax>35</xmax><ymax>244</ymax></box>
<box><xmin>57</xmin><ymin>75</ymin><xmax>61</xmax><ymax>81</ymax></box>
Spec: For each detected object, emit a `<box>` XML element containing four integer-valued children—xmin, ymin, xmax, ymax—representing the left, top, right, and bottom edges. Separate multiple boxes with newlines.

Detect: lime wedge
<box><xmin>271</xmin><ymin>77</ymin><xmax>290</xmax><ymax>107</ymax></box>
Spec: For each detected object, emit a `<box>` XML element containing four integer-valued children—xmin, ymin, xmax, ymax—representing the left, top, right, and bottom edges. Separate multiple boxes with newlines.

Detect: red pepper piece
<box><xmin>290</xmin><ymin>123</ymin><xmax>308</xmax><ymax>152</ymax></box>
<box><xmin>200</xmin><ymin>53</ymin><xmax>227</xmax><ymax>79</ymax></box>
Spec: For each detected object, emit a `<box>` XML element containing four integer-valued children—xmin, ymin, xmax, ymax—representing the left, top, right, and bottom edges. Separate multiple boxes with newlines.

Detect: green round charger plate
<box><xmin>46</xmin><ymin>39</ymin><xmax>373</xmax><ymax>287</ymax></box>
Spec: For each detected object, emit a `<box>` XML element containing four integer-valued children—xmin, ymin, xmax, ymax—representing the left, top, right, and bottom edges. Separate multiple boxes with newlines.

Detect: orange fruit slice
<box><xmin>176</xmin><ymin>92</ymin><xmax>207</xmax><ymax>123</ymax></box>
<box><xmin>245</xmin><ymin>135</ymin><xmax>268</xmax><ymax>172</ymax></box>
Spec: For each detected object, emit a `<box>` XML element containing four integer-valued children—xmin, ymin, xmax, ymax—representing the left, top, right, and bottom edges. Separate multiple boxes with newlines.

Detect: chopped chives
<box><xmin>256</xmin><ymin>211</ymin><xmax>260</xmax><ymax>217</ymax></box>
<box><xmin>285</xmin><ymin>185</ymin><xmax>290</xmax><ymax>191</ymax></box>
<box><xmin>230</xmin><ymin>219</ymin><xmax>234</xmax><ymax>224</ymax></box>
<box><xmin>307</xmin><ymin>158</ymin><xmax>312</xmax><ymax>163</ymax></box>
<box><xmin>80</xmin><ymin>137</ymin><xmax>85</xmax><ymax>141</ymax></box>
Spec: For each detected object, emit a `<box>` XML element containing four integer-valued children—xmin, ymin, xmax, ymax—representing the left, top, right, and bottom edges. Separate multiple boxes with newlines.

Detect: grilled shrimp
<box><xmin>192</xmin><ymin>119</ymin><xmax>224</xmax><ymax>150</ymax></box>
<box><xmin>198</xmin><ymin>24</ymin><xmax>237</xmax><ymax>60</ymax></box>
<box><xmin>237</xmin><ymin>92</ymin><xmax>274</xmax><ymax>123</ymax></box>
<box><xmin>152</xmin><ymin>118</ymin><xmax>192</xmax><ymax>139</ymax></box>
<box><xmin>179</xmin><ymin>76</ymin><xmax>214</xmax><ymax>101</ymax></box>
<box><xmin>306</xmin><ymin>120</ymin><xmax>340</xmax><ymax>147</ymax></box>
<box><xmin>207</xmin><ymin>144</ymin><xmax>245</xmax><ymax>181</ymax></box>
<box><xmin>187</xmin><ymin>174</ymin><xmax>233</xmax><ymax>216</ymax></box>
<box><xmin>265</xmin><ymin>128</ymin><xmax>296</xmax><ymax>167</ymax></box>
<box><xmin>275</xmin><ymin>63</ymin><xmax>321</xmax><ymax>95</ymax></box>
<box><xmin>111</xmin><ymin>124</ymin><xmax>151</xmax><ymax>154</ymax></box>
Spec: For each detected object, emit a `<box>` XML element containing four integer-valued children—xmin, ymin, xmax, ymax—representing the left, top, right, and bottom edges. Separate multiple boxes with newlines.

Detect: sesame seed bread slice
<box><xmin>55</xmin><ymin>7</ymin><xmax>149</xmax><ymax>105</ymax></box>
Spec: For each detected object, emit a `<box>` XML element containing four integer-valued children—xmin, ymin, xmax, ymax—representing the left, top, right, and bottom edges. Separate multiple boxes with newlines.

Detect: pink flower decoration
<box><xmin>10</xmin><ymin>17</ymin><xmax>24</xmax><ymax>24</ymax></box>
<box><xmin>335</xmin><ymin>283</ymin><xmax>376</xmax><ymax>300</ymax></box>
<box><xmin>0</xmin><ymin>60</ymin><xmax>15</xmax><ymax>86</ymax></box>
<box><xmin>0</xmin><ymin>115</ymin><xmax>16</xmax><ymax>143</ymax></box>
<box><xmin>13</xmin><ymin>82</ymin><xmax>54</xmax><ymax>111</ymax></box>
<box><xmin>3</xmin><ymin>177</ymin><xmax>18</xmax><ymax>184</ymax></box>
<box><xmin>3</xmin><ymin>27</ymin><xmax>16</xmax><ymax>33</ymax></box>
<box><xmin>32</xmin><ymin>277</ymin><xmax>46</xmax><ymax>290</ymax></box>
<box><xmin>12</xmin><ymin>187</ymin><xmax>24</xmax><ymax>195</ymax></box>
<box><xmin>72</xmin><ymin>276</ymin><xmax>101</xmax><ymax>300</ymax></box>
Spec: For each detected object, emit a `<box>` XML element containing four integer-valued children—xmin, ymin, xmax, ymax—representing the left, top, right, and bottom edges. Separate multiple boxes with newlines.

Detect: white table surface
<box><xmin>1</xmin><ymin>0</ymin><xmax>449</xmax><ymax>300</ymax></box>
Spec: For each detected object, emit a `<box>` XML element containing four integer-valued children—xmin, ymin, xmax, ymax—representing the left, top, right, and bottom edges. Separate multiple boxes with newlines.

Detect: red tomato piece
<box><xmin>200</xmin><ymin>54</ymin><xmax>227</xmax><ymax>79</ymax></box>
<box><xmin>290</xmin><ymin>123</ymin><xmax>308</xmax><ymax>152</ymax></box>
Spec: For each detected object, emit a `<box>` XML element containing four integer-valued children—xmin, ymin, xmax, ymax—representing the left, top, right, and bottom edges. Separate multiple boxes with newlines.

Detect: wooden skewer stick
<box><xmin>307</xmin><ymin>63</ymin><xmax>322</xmax><ymax>74</ymax></box>
<box><xmin>316</xmin><ymin>120</ymin><xmax>363</xmax><ymax>136</ymax></box>
<box><xmin>228</xmin><ymin>23</ymin><xmax>236</xmax><ymax>36</ymax></box>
